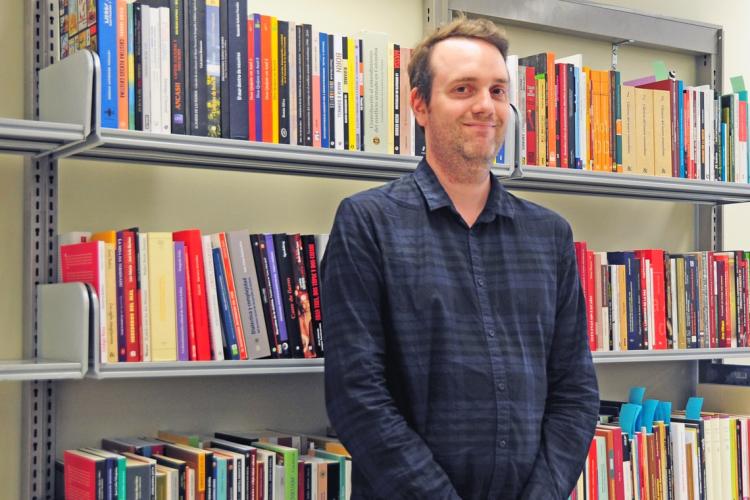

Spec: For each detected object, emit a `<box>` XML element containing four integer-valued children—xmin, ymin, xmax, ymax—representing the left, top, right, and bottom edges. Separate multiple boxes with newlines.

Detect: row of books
<box><xmin>62</xmin><ymin>429</ymin><xmax>351</xmax><ymax>500</ymax></box>
<box><xmin>570</xmin><ymin>395</ymin><xmax>749</xmax><ymax>500</ymax></box>
<box><xmin>574</xmin><ymin>243</ymin><xmax>750</xmax><ymax>352</ymax></box>
<box><xmin>504</xmin><ymin>52</ymin><xmax>750</xmax><ymax>183</ymax></box>
<box><xmin>59</xmin><ymin>0</ymin><xmax>424</xmax><ymax>155</ymax></box>
<box><xmin>58</xmin><ymin>229</ymin><xmax>328</xmax><ymax>363</ymax></box>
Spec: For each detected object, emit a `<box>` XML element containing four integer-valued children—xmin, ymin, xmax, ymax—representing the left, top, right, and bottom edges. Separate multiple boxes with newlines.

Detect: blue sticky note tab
<box><xmin>686</xmin><ymin>397</ymin><xmax>704</xmax><ymax>420</ymax></box>
<box><xmin>641</xmin><ymin>400</ymin><xmax>659</xmax><ymax>433</ymax></box>
<box><xmin>653</xmin><ymin>60</ymin><xmax>669</xmax><ymax>81</ymax></box>
<box><xmin>731</xmin><ymin>75</ymin><xmax>746</xmax><ymax>93</ymax></box>
<box><xmin>658</xmin><ymin>401</ymin><xmax>672</xmax><ymax>425</ymax></box>
<box><xmin>629</xmin><ymin>387</ymin><xmax>646</xmax><ymax>405</ymax></box>
<box><xmin>619</xmin><ymin>403</ymin><xmax>642</xmax><ymax>439</ymax></box>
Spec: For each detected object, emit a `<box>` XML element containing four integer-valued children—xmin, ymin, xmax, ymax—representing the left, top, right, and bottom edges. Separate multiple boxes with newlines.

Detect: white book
<box><xmin>647</xmin><ymin>261</ymin><xmax>655</xmax><ymax>349</ymax></box>
<box><xmin>360</xmin><ymin>30</ymin><xmax>388</xmax><ymax>154</ymax></box>
<box><xmin>579</xmin><ymin>68</ymin><xmax>588</xmax><ymax>170</ymax></box>
<box><xmin>610</xmin><ymin>266</ymin><xmax>620</xmax><ymax>351</ymax></box>
<box><xmin>201</xmin><ymin>235</ymin><xmax>225</xmax><ymax>361</ymax></box>
<box><xmin>155</xmin><ymin>464</ymin><xmax>179</xmax><ymax>499</ymax></box>
<box><xmin>141</xmin><ymin>4</ymin><xmax>152</xmax><ymax>131</ymax></box>
<box><xmin>159</xmin><ymin>6</ymin><xmax>171</xmax><ymax>134</ymax></box>
<box><xmin>138</xmin><ymin>232</ymin><xmax>151</xmax><ymax>362</ymax></box>
<box><xmin>719</xmin><ymin>417</ymin><xmax>732</xmax><ymax>500</ymax></box>
<box><xmin>670</xmin><ymin>422</ymin><xmax>688</xmax><ymax>500</ymax></box>
<box><xmin>148</xmin><ymin>4</ymin><xmax>163</xmax><ymax>133</ymax></box>
<box><xmin>671</xmin><ymin>258</ymin><xmax>679</xmax><ymax>349</ymax></box>
<box><xmin>315</xmin><ymin>234</ymin><xmax>329</xmax><ymax>269</ymax></box>
<box><xmin>333</xmin><ymin>34</ymin><xmax>345</xmax><ymax>150</ymax></box>
<box><xmin>353</xmin><ymin>38</ymin><xmax>360</xmax><ymax>151</ymax></box>
<box><xmin>274</xmin><ymin>463</ymin><xmax>285</xmax><ymax>500</ymax></box>
<box><xmin>518</xmin><ymin>65</ymin><xmax>527</xmax><ymax>165</ymax></box>
<box><xmin>502</xmin><ymin>54</ymin><xmax>518</xmax><ymax>167</ymax></box>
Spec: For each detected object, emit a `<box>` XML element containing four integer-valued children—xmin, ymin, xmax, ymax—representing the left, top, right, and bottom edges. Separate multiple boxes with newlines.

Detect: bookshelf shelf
<box><xmin>0</xmin><ymin>359</ymin><xmax>84</xmax><ymax>381</ymax></box>
<box><xmin>0</xmin><ymin>118</ymin><xmax>84</xmax><ymax>155</ymax></box>
<box><xmin>64</xmin><ymin>128</ymin><xmax>750</xmax><ymax>204</ymax></box>
<box><xmin>88</xmin><ymin>358</ymin><xmax>325</xmax><ymax>379</ymax></box>
<box><xmin>592</xmin><ymin>347</ymin><xmax>750</xmax><ymax>364</ymax></box>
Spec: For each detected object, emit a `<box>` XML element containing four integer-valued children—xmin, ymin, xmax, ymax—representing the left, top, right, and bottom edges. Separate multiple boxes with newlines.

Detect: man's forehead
<box><xmin>430</xmin><ymin>37</ymin><xmax>508</xmax><ymax>79</ymax></box>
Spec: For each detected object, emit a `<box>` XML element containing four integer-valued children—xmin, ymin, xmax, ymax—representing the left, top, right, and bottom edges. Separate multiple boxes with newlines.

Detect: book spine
<box><xmin>393</xmin><ymin>44</ymin><xmax>400</xmax><ymax>155</ymax></box>
<box><xmin>251</xmin><ymin>234</ymin><xmax>280</xmax><ymax>357</ymax></box>
<box><xmin>218</xmin><ymin>0</ymin><xmax>229</xmax><ymax>138</ymax></box>
<box><xmin>247</xmin><ymin>11</ymin><xmax>255</xmax><ymax>140</ymax></box>
<box><xmin>205</xmin><ymin>0</ymin><xmax>221</xmax><ymax>137</ymax></box>
<box><xmin>319</xmin><ymin>32</ymin><xmax>329</xmax><ymax>149</ymax></box>
<box><xmin>277</xmin><ymin>20</ymin><xmax>290</xmax><ymax>144</ymax></box>
<box><xmin>264</xmin><ymin>234</ymin><xmax>290</xmax><ymax>357</ymax></box>
<box><xmin>227</xmin><ymin>0</ymin><xmax>248</xmax><ymax>139</ymax></box>
<box><xmin>213</xmin><ymin>247</ymin><xmax>239</xmax><ymax>359</ymax></box>
<box><xmin>302</xmin><ymin>235</ymin><xmax>324</xmax><ymax>356</ymax></box>
<box><xmin>181</xmin><ymin>238</ymin><xmax>198</xmax><ymax>360</ymax></box>
<box><xmin>122</xmin><ymin>231</ymin><xmax>141</xmax><ymax>361</ymax></box>
<box><xmin>260</xmin><ymin>15</ymin><xmax>272</xmax><ymax>142</ymax></box>
<box><xmin>252</xmin><ymin>14</ymin><xmax>262</xmax><ymax>140</ymax></box>
<box><xmin>174</xmin><ymin>241</ymin><xmax>189</xmax><ymax>361</ymax></box>
<box><xmin>159</xmin><ymin>7</ymin><xmax>171</xmax><ymax>133</ymax></box>
<box><xmin>201</xmin><ymin>235</ymin><xmax>226</xmax><ymax>360</ymax></box>
<box><xmin>295</xmin><ymin>24</ymin><xmax>304</xmax><ymax>146</ymax></box>
<box><xmin>98</xmin><ymin>0</ymin><xmax>119</xmax><ymax>127</ymax></box>
<box><xmin>270</xmin><ymin>17</ymin><xmax>279</xmax><ymax>143</ymax></box>
<box><xmin>217</xmin><ymin>233</ymin><xmax>247</xmax><ymax>359</ymax></box>
<box><xmin>312</xmin><ymin>30</ymin><xmax>321</xmax><ymax>148</ymax></box>
<box><xmin>289</xmin><ymin>234</ymin><xmax>316</xmax><ymax>358</ymax></box>
<box><xmin>303</xmin><ymin>24</ymin><xmax>313</xmax><ymax>146</ymax></box>
<box><xmin>273</xmin><ymin>234</ymin><xmax>303</xmax><ymax>358</ymax></box>
<box><xmin>333</xmin><ymin>35</ymin><xmax>344</xmax><ymax>150</ymax></box>
<box><xmin>116</xmin><ymin>0</ymin><xmax>128</xmax><ymax>129</ymax></box>
<box><xmin>148</xmin><ymin>7</ymin><xmax>162</xmax><ymax>133</ymax></box>
<box><xmin>115</xmin><ymin>234</ymin><xmax>127</xmax><ymax>361</ymax></box>
<box><xmin>188</xmin><ymin>0</ymin><xmax>208</xmax><ymax>135</ymax></box>
<box><xmin>138</xmin><ymin>233</ymin><xmax>151</xmax><ymax>362</ymax></box>
<box><xmin>169</xmin><ymin>0</ymin><xmax>186</xmax><ymax>133</ymax></box>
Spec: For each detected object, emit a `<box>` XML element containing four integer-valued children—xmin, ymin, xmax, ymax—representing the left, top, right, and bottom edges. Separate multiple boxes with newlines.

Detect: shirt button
<box><xmin>499</xmin><ymin>440</ymin><xmax>507</xmax><ymax>448</ymax></box>
<box><xmin>477</xmin><ymin>278</ymin><xmax>484</xmax><ymax>287</ymax></box>
<box><xmin>498</xmin><ymin>383</ymin><xmax>506</xmax><ymax>391</ymax></box>
<box><xmin>487</xmin><ymin>329</ymin><xmax>495</xmax><ymax>337</ymax></box>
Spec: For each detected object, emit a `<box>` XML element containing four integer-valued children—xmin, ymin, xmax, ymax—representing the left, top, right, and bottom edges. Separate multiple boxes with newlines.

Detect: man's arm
<box><xmin>520</xmin><ymin>221</ymin><xmax>600</xmax><ymax>500</ymax></box>
<box><xmin>322</xmin><ymin>198</ymin><xmax>461</xmax><ymax>500</ymax></box>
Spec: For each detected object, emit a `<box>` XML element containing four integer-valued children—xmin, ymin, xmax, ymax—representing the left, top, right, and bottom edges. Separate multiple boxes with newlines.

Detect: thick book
<box><xmin>250</xmin><ymin>234</ymin><xmax>281</xmax><ymax>357</ymax></box>
<box><xmin>215</xmin><ymin>232</ymin><xmax>248</xmax><ymax>359</ymax></box>
<box><xmin>263</xmin><ymin>233</ymin><xmax>290</xmax><ymax>357</ymax></box>
<box><xmin>187</xmin><ymin>0</ymin><xmax>208</xmax><ymax>135</ymax></box>
<box><xmin>64</xmin><ymin>449</ymin><xmax>107</xmax><ymax>500</ymax></box>
<box><xmin>288</xmin><ymin>234</ymin><xmax>316</xmax><ymax>358</ymax></box>
<box><xmin>147</xmin><ymin>232</ymin><xmax>178</xmax><ymax>361</ymax></box>
<box><xmin>301</xmin><ymin>234</ymin><xmax>324</xmax><ymax>356</ymax></box>
<box><xmin>254</xmin><ymin>442</ymin><xmax>299</xmax><ymax>500</ymax></box>
<box><xmin>173</xmin><ymin>229</ymin><xmax>212</xmax><ymax>361</ymax></box>
<box><xmin>227</xmin><ymin>230</ymin><xmax>272</xmax><ymax>359</ymax></box>
<box><xmin>89</xmin><ymin>231</ymin><xmax>119</xmax><ymax>363</ymax></box>
<box><xmin>360</xmin><ymin>31</ymin><xmax>388</xmax><ymax>153</ymax></box>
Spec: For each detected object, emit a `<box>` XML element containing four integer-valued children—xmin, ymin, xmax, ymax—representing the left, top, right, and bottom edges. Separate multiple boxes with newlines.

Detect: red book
<box><xmin>59</xmin><ymin>241</ymin><xmax>108</xmax><ymax>363</ymax></box>
<box><xmin>636</xmin><ymin>250</ymin><xmax>667</xmax><ymax>350</ymax></box>
<box><xmin>173</xmin><ymin>229</ymin><xmax>212</xmax><ymax>361</ymax></box>
<box><xmin>64</xmin><ymin>450</ymin><xmax>106</xmax><ymax>499</ymax></box>
<box><xmin>586</xmin><ymin>249</ymin><xmax>596</xmax><ymax>351</ymax></box>
<box><xmin>119</xmin><ymin>230</ymin><xmax>141</xmax><ymax>361</ymax></box>
<box><xmin>525</xmin><ymin>66</ymin><xmax>537</xmax><ymax>166</ymax></box>
<box><xmin>574</xmin><ymin>242</ymin><xmax>596</xmax><ymax>351</ymax></box>
<box><xmin>218</xmin><ymin>232</ymin><xmax>249</xmax><ymax>360</ymax></box>
<box><xmin>260</xmin><ymin>15</ymin><xmax>273</xmax><ymax>143</ymax></box>
<box><xmin>587</xmin><ymin>440</ymin><xmax>598</xmax><ymax>500</ymax></box>
<box><xmin>247</xmin><ymin>15</ymin><xmax>256</xmax><ymax>141</ymax></box>
<box><xmin>707</xmin><ymin>251</ymin><xmax>717</xmax><ymax>348</ymax></box>
<box><xmin>599</xmin><ymin>425</ymin><xmax>625</xmax><ymax>500</ymax></box>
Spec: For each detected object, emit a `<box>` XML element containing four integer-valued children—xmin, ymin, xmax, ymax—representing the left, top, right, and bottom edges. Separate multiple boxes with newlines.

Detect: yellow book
<box><xmin>91</xmin><ymin>230</ymin><xmax>118</xmax><ymax>363</ymax></box>
<box><xmin>347</xmin><ymin>37</ymin><xmax>357</xmax><ymax>151</ymax></box>
<box><xmin>593</xmin><ymin>71</ymin><xmax>603</xmax><ymax>171</ymax></box>
<box><xmin>653</xmin><ymin>89</ymin><xmax>671</xmax><ymax>177</ymax></box>
<box><xmin>147</xmin><ymin>232</ymin><xmax>177</xmax><ymax>361</ymax></box>
<box><xmin>730</xmin><ymin>417</ymin><xmax>739</xmax><ymax>500</ymax></box>
<box><xmin>536</xmin><ymin>75</ymin><xmax>546</xmax><ymax>167</ymax></box>
<box><xmin>635</xmin><ymin>87</ymin><xmax>655</xmax><ymax>175</ymax></box>
<box><xmin>621</xmin><ymin>85</ymin><xmax>637</xmax><ymax>173</ymax></box>
<box><xmin>271</xmin><ymin>17</ymin><xmax>279</xmax><ymax>144</ymax></box>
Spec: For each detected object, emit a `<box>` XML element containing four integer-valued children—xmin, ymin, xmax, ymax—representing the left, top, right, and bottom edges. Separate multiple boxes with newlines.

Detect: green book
<box><xmin>253</xmin><ymin>442</ymin><xmax>299</xmax><ymax>500</ymax></box>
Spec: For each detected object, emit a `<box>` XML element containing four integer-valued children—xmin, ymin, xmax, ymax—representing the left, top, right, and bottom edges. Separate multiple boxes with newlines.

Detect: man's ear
<box><xmin>410</xmin><ymin>87</ymin><xmax>428</xmax><ymax>128</ymax></box>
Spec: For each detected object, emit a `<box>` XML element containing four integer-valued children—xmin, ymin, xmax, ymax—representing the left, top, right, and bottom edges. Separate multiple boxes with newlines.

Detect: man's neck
<box><xmin>427</xmin><ymin>154</ymin><xmax>492</xmax><ymax>228</ymax></box>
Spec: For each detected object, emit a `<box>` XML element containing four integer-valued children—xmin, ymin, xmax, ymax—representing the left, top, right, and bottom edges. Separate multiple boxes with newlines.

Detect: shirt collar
<box><xmin>413</xmin><ymin>158</ymin><xmax>515</xmax><ymax>220</ymax></box>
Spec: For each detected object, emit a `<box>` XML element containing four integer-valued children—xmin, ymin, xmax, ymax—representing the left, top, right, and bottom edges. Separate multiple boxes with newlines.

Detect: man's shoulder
<box><xmin>504</xmin><ymin>190</ymin><xmax>572</xmax><ymax>233</ymax></box>
<box><xmin>342</xmin><ymin>172</ymin><xmax>423</xmax><ymax>215</ymax></box>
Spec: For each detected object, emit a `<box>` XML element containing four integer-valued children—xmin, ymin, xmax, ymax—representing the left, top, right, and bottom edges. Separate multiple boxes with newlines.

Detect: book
<box><xmin>64</xmin><ymin>449</ymin><xmax>107</xmax><ymax>500</ymax></box>
<box><xmin>147</xmin><ymin>232</ymin><xmax>178</xmax><ymax>361</ymax></box>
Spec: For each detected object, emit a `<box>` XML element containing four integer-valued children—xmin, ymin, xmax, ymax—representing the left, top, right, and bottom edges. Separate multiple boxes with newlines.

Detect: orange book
<box><xmin>217</xmin><ymin>233</ymin><xmax>248</xmax><ymax>360</ymax></box>
<box><xmin>592</xmin><ymin>71</ymin><xmax>602</xmax><ymax>171</ymax></box>
<box><xmin>260</xmin><ymin>15</ymin><xmax>273</xmax><ymax>143</ymax></box>
<box><xmin>116</xmin><ymin>0</ymin><xmax>128</xmax><ymax>129</ymax></box>
<box><xmin>602</xmin><ymin>71</ymin><xmax>613</xmax><ymax>172</ymax></box>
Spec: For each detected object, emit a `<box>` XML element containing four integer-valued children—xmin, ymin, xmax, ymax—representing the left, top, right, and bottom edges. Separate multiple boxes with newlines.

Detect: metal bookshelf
<box><xmin>13</xmin><ymin>0</ymin><xmax>738</xmax><ymax>496</ymax></box>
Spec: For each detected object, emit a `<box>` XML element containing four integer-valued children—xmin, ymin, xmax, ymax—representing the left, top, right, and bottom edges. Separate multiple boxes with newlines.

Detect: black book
<box><xmin>358</xmin><ymin>39</ymin><xmax>365</xmax><ymax>151</ymax></box>
<box><xmin>301</xmin><ymin>234</ymin><xmax>324</xmax><ymax>356</ymax></box>
<box><xmin>273</xmin><ymin>233</ymin><xmax>304</xmax><ymax>358</ymax></box>
<box><xmin>288</xmin><ymin>234</ymin><xmax>316</xmax><ymax>358</ymax></box>
<box><xmin>303</xmin><ymin>24</ymin><xmax>313</xmax><ymax>146</ymax></box>
<box><xmin>277</xmin><ymin>20</ymin><xmax>290</xmax><ymax>144</ymax></box>
<box><xmin>326</xmin><ymin>462</ymin><xmax>340</xmax><ymax>500</ymax></box>
<box><xmin>327</xmin><ymin>33</ymin><xmax>336</xmax><ymax>148</ymax></box>
<box><xmin>393</xmin><ymin>44</ymin><xmax>400</xmax><ymax>154</ymax></box>
<box><xmin>256</xmin><ymin>234</ymin><xmax>286</xmax><ymax>357</ymax></box>
<box><xmin>249</xmin><ymin>234</ymin><xmax>279</xmax><ymax>358</ymax></box>
<box><xmin>342</xmin><ymin>36</ymin><xmax>350</xmax><ymax>150</ymax></box>
<box><xmin>187</xmin><ymin>0</ymin><xmax>208</xmax><ymax>135</ymax></box>
<box><xmin>567</xmin><ymin>64</ymin><xmax>575</xmax><ymax>170</ymax></box>
<box><xmin>295</xmin><ymin>24</ymin><xmax>305</xmax><ymax>146</ymax></box>
<box><xmin>133</xmin><ymin>2</ymin><xmax>144</xmax><ymax>130</ymax></box>
<box><xmin>170</xmin><ymin>0</ymin><xmax>187</xmax><ymax>133</ymax></box>
<box><xmin>226</xmin><ymin>0</ymin><xmax>248</xmax><ymax>139</ymax></box>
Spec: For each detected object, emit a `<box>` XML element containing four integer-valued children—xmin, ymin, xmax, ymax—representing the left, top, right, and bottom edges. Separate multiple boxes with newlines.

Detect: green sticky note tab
<box><xmin>652</xmin><ymin>60</ymin><xmax>669</xmax><ymax>81</ymax></box>
<box><xmin>731</xmin><ymin>76</ymin><xmax>746</xmax><ymax>93</ymax></box>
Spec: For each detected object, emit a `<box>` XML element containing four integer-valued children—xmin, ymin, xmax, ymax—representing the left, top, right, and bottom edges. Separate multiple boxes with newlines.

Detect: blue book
<box><xmin>607</xmin><ymin>252</ymin><xmax>643</xmax><ymax>350</ymax></box>
<box><xmin>213</xmin><ymin>455</ymin><xmax>228</xmax><ymax>500</ymax></box>
<box><xmin>227</xmin><ymin>0</ymin><xmax>248</xmax><ymax>139</ymax></box>
<box><xmin>127</xmin><ymin>2</ymin><xmax>135</xmax><ymax>129</ymax></box>
<box><xmin>678</xmin><ymin>80</ymin><xmax>685</xmax><ymax>178</ymax></box>
<box><xmin>319</xmin><ymin>32</ymin><xmax>329</xmax><ymax>149</ymax></box>
<box><xmin>98</xmin><ymin>0</ymin><xmax>118</xmax><ymax>128</ymax></box>
<box><xmin>213</xmin><ymin>247</ymin><xmax>240</xmax><ymax>359</ymax></box>
<box><xmin>264</xmin><ymin>233</ymin><xmax>290</xmax><ymax>357</ymax></box>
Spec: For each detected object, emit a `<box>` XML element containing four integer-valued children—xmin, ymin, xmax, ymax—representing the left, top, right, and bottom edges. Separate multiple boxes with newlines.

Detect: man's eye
<box><xmin>455</xmin><ymin>86</ymin><xmax>468</xmax><ymax>93</ymax></box>
<box><xmin>492</xmin><ymin>87</ymin><xmax>507</xmax><ymax>97</ymax></box>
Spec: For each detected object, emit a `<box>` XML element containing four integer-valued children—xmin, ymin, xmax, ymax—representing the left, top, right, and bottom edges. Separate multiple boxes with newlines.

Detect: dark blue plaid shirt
<box><xmin>322</xmin><ymin>159</ymin><xmax>599</xmax><ymax>500</ymax></box>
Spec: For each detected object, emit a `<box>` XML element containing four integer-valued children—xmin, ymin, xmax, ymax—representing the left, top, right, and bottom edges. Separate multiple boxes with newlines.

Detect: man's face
<box><xmin>413</xmin><ymin>37</ymin><xmax>510</xmax><ymax>170</ymax></box>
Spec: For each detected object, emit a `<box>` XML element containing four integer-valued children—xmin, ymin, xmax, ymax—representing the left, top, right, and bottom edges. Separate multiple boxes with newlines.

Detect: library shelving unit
<box><xmin>5</xmin><ymin>0</ymin><xmax>745</xmax><ymax>496</ymax></box>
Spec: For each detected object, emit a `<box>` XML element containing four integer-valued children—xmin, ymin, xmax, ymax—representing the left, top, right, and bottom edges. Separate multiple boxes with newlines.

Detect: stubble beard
<box><xmin>431</xmin><ymin>125</ymin><xmax>502</xmax><ymax>184</ymax></box>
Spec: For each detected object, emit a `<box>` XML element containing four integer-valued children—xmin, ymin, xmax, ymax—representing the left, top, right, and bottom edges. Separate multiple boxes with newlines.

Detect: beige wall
<box><xmin>2</xmin><ymin>0</ymin><xmax>750</xmax><ymax>494</ymax></box>
<box><xmin>0</xmin><ymin>0</ymin><xmax>26</xmax><ymax>494</ymax></box>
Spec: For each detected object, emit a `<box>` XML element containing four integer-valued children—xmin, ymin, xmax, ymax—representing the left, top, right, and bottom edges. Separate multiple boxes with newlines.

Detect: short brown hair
<box><xmin>408</xmin><ymin>15</ymin><xmax>509</xmax><ymax>105</ymax></box>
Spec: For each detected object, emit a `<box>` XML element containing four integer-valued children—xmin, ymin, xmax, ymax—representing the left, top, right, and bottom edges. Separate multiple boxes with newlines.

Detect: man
<box><xmin>321</xmin><ymin>16</ymin><xmax>599</xmax><ymax>500</ymax></box>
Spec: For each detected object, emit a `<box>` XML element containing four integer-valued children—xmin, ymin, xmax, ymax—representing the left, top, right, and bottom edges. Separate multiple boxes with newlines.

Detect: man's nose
<box><xmin>471</xmin><ymin>89</ymin><xmax>495</xmax><ymax>115</ymax></box>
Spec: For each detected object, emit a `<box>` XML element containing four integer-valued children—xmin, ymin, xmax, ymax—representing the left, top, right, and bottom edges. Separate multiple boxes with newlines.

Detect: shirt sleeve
<box><xmin>520</xmin><ymin>220</ymin><xmax>600</xmax><ymax>499</ymax></box>
<box><xmin>322</xmin><ymin>197</ymin><xmax>461</xmax><ymax>500</ymax></box>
